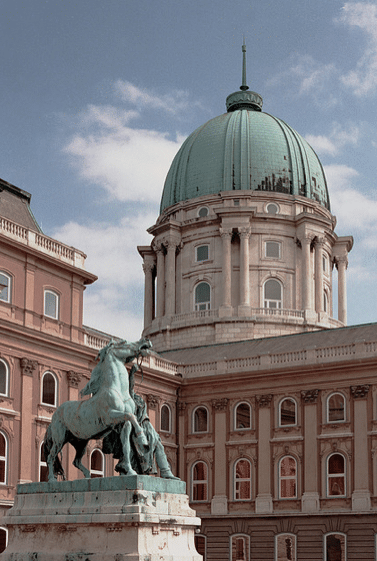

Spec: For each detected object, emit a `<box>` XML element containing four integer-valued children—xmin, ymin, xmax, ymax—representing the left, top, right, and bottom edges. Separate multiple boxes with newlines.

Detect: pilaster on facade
<box><xmin>219</xmin><ymin>227</ymin><xmax>233</xmax><ymax>315</ymax></box>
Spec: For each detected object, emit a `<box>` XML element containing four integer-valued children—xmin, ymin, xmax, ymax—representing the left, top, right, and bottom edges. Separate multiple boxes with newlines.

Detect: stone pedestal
<box><xmin>0</xmin><ymin>476</ymin><xmax>202</xmax><ymax>561</ymax></box>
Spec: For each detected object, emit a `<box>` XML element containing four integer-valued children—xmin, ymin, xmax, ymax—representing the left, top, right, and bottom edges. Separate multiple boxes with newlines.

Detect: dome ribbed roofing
<box><xmin>160</xmin><ymin>107</ymin><xmax>330</xmax><ymax>213</ymax></box>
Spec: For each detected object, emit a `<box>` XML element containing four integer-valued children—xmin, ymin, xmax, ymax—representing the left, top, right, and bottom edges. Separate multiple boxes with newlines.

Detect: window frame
<box><xmin>0</xmin><ymin>359</ymin><xmax>9</xmax><ymax>397</ymax></box>
<box><xmin>195</xmin><ymin>244</ymin><xmax>210</xmax><ymax>263</ymax></box>
<box><xmin>44</xmin><ymin>289</ymin><xmax>59</xmax><ymax>320</ymax></box>
<box><xmin>192</xmin><ymin>405</ymin><xmax>209</xmax><ymax>434</ymax></box>
<box><xmin>275</xmin><ymin>533</ymin><xmax>297</xmax><ymax>561</ymax></box>
<box><xmin>233</xmin><ymin>458</ymin><xmax>252</xmax><ymax>501</ymax></box>
<box><xmin>327</xmin><ymin>392</ymin><xmax>346</xmax><ymax>424</ymax></box>
<box><xmin>0</xmin><ymin>272</ymin><xmax>11</xmax><ymax>304</ymax></box>
<box><xmin>234</xmin><ymin>401</ymin><xmax>252</xmax><ymax>431</ymax></box>
<box><xmin>327</xmin><ymin>452</ymin><xmax>346</xmax><ymax>498</ymax></box>
<box><xmin>279</xmin><ymin>455</ymin><xmax>298</xmax><ymax>499</ymax></box>
<box><xmin>265</xmin><ymin>241</ymin><xmax>281</xmax><ymax>259</ymax></box>
<box><xmin>0</xmin><ymin>432</ymin><xmax>8</xmax><ymax>485</ymax></box>
<box><xmin>324</xmin><ymin>532</ymin><xmax>347</xmax><ymax>561</ymax></box>
<box><xmin>194</xmin><ymin>534</ymin><xmax>207</xmax><ymax>560</ymax></box>
<box><xmin>90</xmin><ymin>448</ymin><xmax>105</xmax><ymax>478</ymax></box>
<box><xmin>194</xmin><ymin>281</ymin><xmax>211</xmax><ymax>311</ymax></box>
<box><xmin>39</xmin><ymin>441</ymin><xmax>48</xmax><ymax>482</ymax></box>
<box><xmin>191</xmin><ymin>460</ymin><xmax>208</xmax><ymax>502</ymax></box>
<box><xmin>0</xmin><ymin>526</ymin><xmax>8</xmax><ymax>554</ymax></box>
<box><xmin>198</xmin><ymin>206</ymin><xmax>209</xmax><ymax>218</ymax></box>
<box><xmin>263</xmin><ymin>278</ymin><xmax>282</xmax><ymax>309</ymax></box>
<box><xmin>41</xmin><ymin>371</ymin><xmax>58</xmax><ymax>407</ymax></box>
<box><xmin>279</xmin><ymin>397</ymin><xmax>297</xmax><ymax>427</ymax></box>
<box><xmin>230</xmin><ymin>533</ymin><xmax>250</xmax><ymax>561</ymax></box>
<box><xmin>160</xmin><ymin>403</ymin><xmax>172</xmax><ymax>433</ymax></box>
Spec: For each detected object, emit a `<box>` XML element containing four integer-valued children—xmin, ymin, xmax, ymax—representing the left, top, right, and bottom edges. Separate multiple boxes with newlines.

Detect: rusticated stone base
<box><xmin>0</xmin><ymin>475</ymin><xmax>202</xmax><ymax>561</ymax></box>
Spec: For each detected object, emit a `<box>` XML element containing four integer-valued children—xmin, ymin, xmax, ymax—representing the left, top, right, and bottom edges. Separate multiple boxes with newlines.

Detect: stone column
<box><xmin>165</xmin><ymin>240</ymin><xmax>177</xmax><ymax>317</ymax></box>
<box><xmin>255</xmin><ymin>394</ymin><xmax>273</xmax><ymax>513</ymax></box>
<box><xmin>155</xmin><ymin>243</ymin><xmax>165</xmax><ymax>318</ymax></box>
<box><xmin>336</xmin><ymin>256</ymin><xmax>348</xmax><ymax>324</ymax></box>
<box><xmin>351</xmin><ymin>385</ymin><xmax>371</xmax><ymax>511</ymax></box>
<box><xmin>301</xmin><ymin>389</ymin><xmax>320</xmax><ymax>512</ymax></box>
<box><xmin>19</xmin><ymin>358</ymin><xmax>37</xmax><ymax>484</ymax></box>
<box><xmin>219</xmin><ymin>228</ymin><xmax>232</xmax><ymax>314</ymax></box>
<box><xmin>301</xmin><ymin>237</ymin><xmax>312</xmax><ymax>310</ymax></box>
<box><xmin>177</xmin><ymin>401</ymin><xmax>186</xmax><ymax>479</ymax></box>
<box><xmin>315</xmin><ymin>238</ymin><xmax>324</xmax><ymax>314</ymax></box>
<box><xmin>142</xmin><ymin>260</ymin><xmax>155</xmax><ymax>328</ymax></box>
<box><xmin>211</xmin><ymin>398</ymin><xmax>229</xmax><ymax>515</ymax></box>
<box><xmin>67</xmin><ymin>371</ymin><xmax>82</xmax><ymax>480</ymax></box>
<box><xmin>239</xmin><ymin>227</ymin><xmax>251</xmax><ymax>314</ymax></box>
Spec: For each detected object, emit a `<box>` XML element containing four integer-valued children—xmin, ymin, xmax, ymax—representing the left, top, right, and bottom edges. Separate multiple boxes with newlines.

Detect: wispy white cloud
<box><xmin>53</xmin><ymin>212</ymin><xmax>156</xmax><ymax>339</ymax></box>
<box><xmin>336</xmin><ymin>2</ymin><xmax>377</xmax><ymax>95</ymax></box>
<box><xmin>306</xmin><ymin>123</ymin><xmax>360</xmax><ymax>156</ymax></box>
<box><xmin>64</xmin><ymin>104</ymin><xmax>183</xmax><ymax>204</ymax></box>
<box><xmin>114</xmin><ymin>80</ymin><xmax>203</xmax><ymax>116</ymax></box>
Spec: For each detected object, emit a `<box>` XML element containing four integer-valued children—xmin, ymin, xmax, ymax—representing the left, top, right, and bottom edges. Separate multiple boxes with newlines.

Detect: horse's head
<box><xmin>137</xmin><ymin>337</ymin><xmax>152</xmax><ymax>355</ymax></box>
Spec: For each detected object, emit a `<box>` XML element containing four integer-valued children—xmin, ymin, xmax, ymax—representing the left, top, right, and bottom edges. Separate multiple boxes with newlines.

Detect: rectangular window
<box><xmin>276</xmin><ymin>534</ymin><xmax>296</xmax><ymax>561</ymax></box>
<box><xmin>0</xmin><ymin>274</ymin><xmax>10</xmax><ymax>303</ymax></box>
<box><xmin>196</xmin><ymin>245</ymin><xmax>209</xmax><ymax>262</ymax></box>
<box><xmin>231</xmin><ymin>535</ymin><xmax>250</xmax><ymax>561</ymax></box>
<box><xmin>265</xmin><ymin>241</ymin><xmax>281</xmax><ymax>259</ymax></box>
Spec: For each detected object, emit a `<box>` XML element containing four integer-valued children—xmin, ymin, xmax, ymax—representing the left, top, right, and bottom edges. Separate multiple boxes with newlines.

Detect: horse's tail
<box><xmin>43</xmin><ymin>420</ymin><xmax>66</xmax><ymax>479</ymax></box>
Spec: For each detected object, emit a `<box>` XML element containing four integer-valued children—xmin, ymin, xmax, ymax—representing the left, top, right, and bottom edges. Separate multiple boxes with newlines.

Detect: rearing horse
<box><xmin>44</xmin><ymin>337</ymin><xmax>152</xmax><ymax>481</ymax></box>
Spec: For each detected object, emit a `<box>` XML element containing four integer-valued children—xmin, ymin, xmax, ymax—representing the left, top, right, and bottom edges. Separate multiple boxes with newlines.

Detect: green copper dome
<box><xmin>160</xmin><ymin>107</ymin><xmax>330</xmax><ymax>213</ymax></box>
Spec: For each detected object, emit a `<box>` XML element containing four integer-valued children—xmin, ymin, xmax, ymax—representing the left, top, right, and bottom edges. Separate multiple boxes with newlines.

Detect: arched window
<box><xmin>234</xmin><ymin>459</ymin><xmax>251</xmax><ymax>501</ymax></box>
<box><xmin>160</xmin><ymin>404</ymin><xmax>171</xmax><ymax>432</ymax></box>
<box><xmin>90</xmin><ymin>449</ymin><xmax>105</xmax><ymax>478</ymax></box>
<box><xmin>194</xmin><ymin>282</ymin><xmax>211</xmax><ymax>311</ymax></box>
<box><xmin>193</xmin><ymin>406</ymin><xmax>208</xmax><ymax>433</ymax></box>
<box><xmin>234</xmin><ymin>402</ymin><xmax>251</xmax><ymax>430</ymax></box>
<box><xmin>192</xmin><ymin>461</ymin><xmax>208</xmax><ymax>502</ymax></box>
<box><xmin>0</xmin><ymin>527</ymin><xmax>7</xmax><ymax>554</ymax></box>
<box><xmin>196</xmin><ymin>245</ymin><xmax>209</xmax><ymax>262</ymax></box>
<box><xmin>194</xmin><ymin>534</ymin><xmax>206</xmax><ymax>560</ymax></box>
<box><xmin>325</xmin><ymin>533</ymin><xmax>346</xmax><ymax>561</ymax></box>
<box><xmin>323</xmin><ymin>291</ymin><xmax>328</xmax><ymax>313</ymax></box>
<box><xmin>279</xmin><ymin>456</ymin><xmax>297</xmax><ymax>498</ymax></box>
<box><xmin>41</xmin><ymin>372</ymin><xmax>58</xmax><ymax>407</ymax></box>
<box><xmin>44</xmin><ymin>289</ymin><xmax>59</xmax><ymax>319</ymax></box>
<box><xmin>230</xmin><ymin>534</ymin><xmax>250</xmax><ymax>561</ymax></box>
<box><xmin>0</xmin><ymin>359</ymin><xmax>9</xmax><ymax>397</ymax></box>
<box><xmin>264</xmin><ymin>279</ymin><xmax>282</xmax><ymax>309</ymax></box>
<box><xmin>0</xmin><ymin>272</ymin><xmax>11</xmax><ymax>303</ymax></box>
<box><xmin>276</xmin><ymin>534</ymin><xmax>296</xmax><ymax>561</ymax></box>
<box><xmin>0</xmin><ymin>432</ymin><xmax>8</xmax><ymax>485</ymax></box>
<box><xmin>279</xmin><ymin>398</ymin><xmax>297</xmax><ymax>426</ymax></box>
<box><xmin>39</xmin><ymin>442</ymin><xmax>48</xmax><ymax>482</ymax></box>
<box><xmin>327</xmin><ymin>393</ymin><xmax>345</xmax><ymax>423</ymax></box>
<box><xmin>327</xmin><ymin>453</ymin><xmax>345</xmax><ymax>497</ymax></box>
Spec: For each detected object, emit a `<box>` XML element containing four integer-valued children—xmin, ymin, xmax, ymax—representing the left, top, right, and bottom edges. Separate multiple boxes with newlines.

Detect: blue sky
<box><xmin>2</xmin><ymin>0</ymin><xmax>377</xmax><ymax>339</ymax></box>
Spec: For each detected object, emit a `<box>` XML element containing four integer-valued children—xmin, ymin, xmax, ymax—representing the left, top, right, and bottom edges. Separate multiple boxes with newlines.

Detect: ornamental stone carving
<box><xmin>350</xmin><ymin>385</ymin><xmax>370</xmax><ymax>399</ymax></box>
<box><xmin>147</xmin><ymin>394</ymin><xmax>159</xmax><ymax>409</ymax></box>
<box><xmin>178</xmin><ymin>401</ymin><xmax>187</xmax><ymax>415</ymax></box>
<box><xmin>256</xmin><ymin>394</ymin><xmax>273</xmax><ymax>407</ymax></box>
<box><xmin>301</xmin><ymin>389</ymin><xmax>320</xmax><ymax>403</ymax></box>
<box><xmin>20</xmin><ymin>358</ymin><xmax>38</xmax><ymax>377</ymax></box>
<box><xmin>212</xmin><ymin>398</ymin><xmax>228</xmax><ymax>411</ymax></box>
<box><xmin>67</xmin><ymin>371</ymin><xmax>82</xmax><ymax>388</ymax></box>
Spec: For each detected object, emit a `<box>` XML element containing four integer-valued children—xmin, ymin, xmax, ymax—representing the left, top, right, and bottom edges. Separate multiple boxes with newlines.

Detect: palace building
<box><xmin>1</xmin><ymin>46</ymin><xmax>377</xmax><ymax>560</ymax></box>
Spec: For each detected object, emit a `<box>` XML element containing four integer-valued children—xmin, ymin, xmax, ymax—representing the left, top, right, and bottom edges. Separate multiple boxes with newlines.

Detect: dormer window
<box><xmin>266</xmin><ymin>203</ymin><xmax>279</xmax><ymax>215</ymax></box>
<box><xmin>44</xmin><ymin>290</ymin><xmax>59</xmax><ymax>320</ymax></box>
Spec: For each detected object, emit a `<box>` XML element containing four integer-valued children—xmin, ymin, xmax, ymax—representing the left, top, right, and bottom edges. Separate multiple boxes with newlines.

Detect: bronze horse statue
<box><xmin>43</xmin><ymin>337</ymin><xmax>152</xmax><ymax>481</ymax></box>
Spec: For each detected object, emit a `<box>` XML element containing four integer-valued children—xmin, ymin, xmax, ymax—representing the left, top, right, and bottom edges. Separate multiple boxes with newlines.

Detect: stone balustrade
<box><xmin>0</xmin><ymin>217</ymin><xmax>87</xmax><ymax>269</ymax></box>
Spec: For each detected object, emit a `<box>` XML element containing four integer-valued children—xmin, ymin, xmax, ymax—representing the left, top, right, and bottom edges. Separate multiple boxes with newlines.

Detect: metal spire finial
<box><xmin>240</xmin><ymin>38</ymin><xmax>249</xmax><ymax>91</ymax></box>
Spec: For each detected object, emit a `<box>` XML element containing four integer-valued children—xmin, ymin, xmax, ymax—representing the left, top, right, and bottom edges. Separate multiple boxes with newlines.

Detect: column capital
<box><xmin>20</xmin><ymin>358</ymin><xmax>38</xmax><ymax>377</ymax></box>
<box><xmin>67</xmin><ymin>371</ymin><xmax>82</xmax><ymax>388</ymax></box>
<box><xmin>350</xmin><ymin>385</ymin><xmax>370</xmax><ymax>399</ymax></box>
<box><xmin>219</xmin><ymin>227</ymin><xmax>232</xmax><ymax>238</ymax></box>
<box><xmin>315</xmin><ymin>236</ymin><xmax>326</xmax><ymax>248</ymax></box>
<box><xmin>142</xmin><ymin>262</ymin><xmax>155</xmax><ymax>275</ymax></box>
<box><xmin>178</xmin><ymin>401</ymin><xmax>187</xmax><ymax>415</ymax></box>
<box><xmin>239</xmin><ymin>226</ymin><xmax>251</xmax><ymax>239</ymax></box>
<box><xmin>335</xmin><ymin>255</ymin><xmax>348</xmax><ymax>269</ymax></box>
<box><xmin>301</xmin><ymin>389</ymin><xmax>320</xmax><ymax>403</ymax></box>
<box><xmin>256</xmin><ymin>394</ymin><xmax>273</xmax><ymax>408</ymax></box>
<box><xmin>147</xmin><ymin>394</ymin><xmax>160</xmax><ymax>409</ymax></box>
<box><xmin>212</xmin><ymin>398</ymin><xmax>228</xmax><ymax>411</ymax></box>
